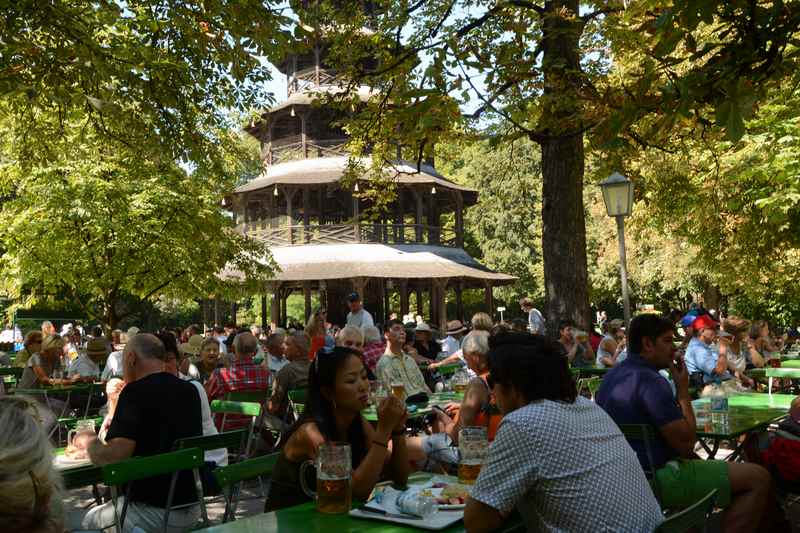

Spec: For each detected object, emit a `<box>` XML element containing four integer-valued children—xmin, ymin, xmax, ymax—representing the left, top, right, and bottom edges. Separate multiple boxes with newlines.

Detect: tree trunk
<box><xmin>539</xmin><ymin>0</ymin><xmax>591</xmax><ymax>334</ymax></box>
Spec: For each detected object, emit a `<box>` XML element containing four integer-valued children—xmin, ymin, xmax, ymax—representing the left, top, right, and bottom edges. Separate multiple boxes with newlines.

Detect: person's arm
<box><xmin>748</xmin><ymin>339</ymin><xmax>765</xmax><ymax>368</ymax></box>
<box><xmin>465</xmin><ymin>420</ymin><xmax>534</xmax><ymax>533</ymax></box>
<box><xmin>582</xmin><ymin>341</ymin><xmax>595</xmax><ymax>363</ymax></box>
<box><xmin>87</xmin><ymin>437</ymin><xmax>136</xmax><ymax>466</ymax></box>
<box><xmin>267</xmin><ymin>372</ymin><xmax>287</xmax><ymax>415</ymax></box>
<box><xmin>597</xmin><ymin>338</ymin><xmax>617</xmax><ymax>367</ymax></box>
<box><xmin>351</xmin><ymin>396</ymin><xmax>405</xmax><ymax>499</ymax></box>
<box><xmin>658</xmin><ymin>359</ymin><xmax>697</xmax><ymax>458</ymax></box>
<box><xmin>448</xmin><ymin>378</ymin><xmax>486</xmax><ymax>443</ymax></box>
<box><xmin>430</xmin><ymin>352</ymin><xmax>461</xmax><ymax>369</ymax></box>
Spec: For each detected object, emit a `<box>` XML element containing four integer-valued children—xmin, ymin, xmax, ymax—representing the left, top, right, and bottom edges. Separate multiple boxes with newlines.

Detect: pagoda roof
<box><xmin>223</xmin><ymin>243</ymin><xmax>515</xmax><ymax>286</ymax></box>
<box><xmin>233</xmin><ymin>156</ymin><xmax>477</xmax><ymax>200</ymax></box>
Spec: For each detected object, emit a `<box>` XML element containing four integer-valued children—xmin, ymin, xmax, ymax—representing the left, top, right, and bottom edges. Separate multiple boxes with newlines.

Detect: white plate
<box><xmin>53</xmin><ymin>453</ymin><xmax>92</xmax><ymax>470</ymax></box>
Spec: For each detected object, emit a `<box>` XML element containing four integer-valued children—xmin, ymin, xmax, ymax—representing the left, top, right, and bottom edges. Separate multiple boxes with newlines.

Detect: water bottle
<box><xmin>709</xmin><ymin>380</ymin><xmax>729</xmax><ymax>429</ymax></box>
<box><xmin>396</xmin><ymin>491</ymin><xmax>437</xmax><ymax>518</ymax></box>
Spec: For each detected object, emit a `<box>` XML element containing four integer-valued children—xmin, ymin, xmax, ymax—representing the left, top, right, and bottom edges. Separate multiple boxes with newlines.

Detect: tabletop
<box><xmin>193</xmin><ymin>501</ymin><xmax>522</xmax><ymax>533</ymax></box>
<box><xmin>574</xmin><ymin>366</ymin><xmax>610</xmax><ymax>376</ymax></box>
<box><xmin>693</xmin><ymin>392</ymin><xmax>792</xmax><ymax>439</ymax></box>
<box><xmin>362</xmin><ymin>392</ymin><xmax>464</xmax><ymax>423</ymax></box>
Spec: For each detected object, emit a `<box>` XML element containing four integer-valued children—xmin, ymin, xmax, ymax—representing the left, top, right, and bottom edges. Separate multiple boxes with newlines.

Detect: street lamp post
<box><xmin>599</xmin><ymin>172</ymin><xmax>634</xmax><ymax>327</ymax></box>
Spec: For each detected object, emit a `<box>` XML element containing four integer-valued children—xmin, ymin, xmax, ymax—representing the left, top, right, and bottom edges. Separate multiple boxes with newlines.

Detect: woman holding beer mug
<box><xmin>265</xmin><ymin>346</ymin><xmax>411</xmax><ymax>512</ymax></box>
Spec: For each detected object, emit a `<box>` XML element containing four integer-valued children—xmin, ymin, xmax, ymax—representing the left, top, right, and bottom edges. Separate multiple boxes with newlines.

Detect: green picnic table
<box><xmin>361</xmin><ymin>392</ymin><xmax>464</xmax><ymax>423</ymax></box>
<box><xmin>693</xmin><ymin>393</ymin><xmax>792</xmax><ymax>460</ymax></box>
<box><xmin>192</xmin><ymin>500</ymin><xmax>523</xmax><ymax>533</ymax></box>
<box><xmin>574</xmin><ymin>365</ymin><xmax>610</xmax><ymax>377</ymax></box>
<box><xmin>53</xmin><ymin>447</ymin><xmax>104</xmax><ymax>503</ymax></box>
<box><xmin>745</xmin><ymin>367</ymin><xmax>800</xmax><ymax>394</ymax></box>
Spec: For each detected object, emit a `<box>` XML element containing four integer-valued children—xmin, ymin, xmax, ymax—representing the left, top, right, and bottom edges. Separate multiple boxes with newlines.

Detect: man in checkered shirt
<box><xmin>464</xmin><ymin>332</ymin><xmax>663</xmax><ymax>533</ymax></box>
<box><xmin>204</xmin><ymin>331</ymin><xmax>269</xmax><ymax>431</ymax></box>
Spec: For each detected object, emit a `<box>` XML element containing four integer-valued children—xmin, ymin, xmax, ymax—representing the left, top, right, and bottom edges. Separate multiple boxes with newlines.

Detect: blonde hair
<box><xmin>305</xmin><ymin>310</ymin><xmax>326</xmax><ymax>337</ymax></box>
<box><xmin>471</xmin><ymin>312</ymin><xmax>493</xmax><ymax>332</ymax></box>
<box><xmin>336</xmin><ymin>326</ymin><xmax>364</xmax><ymax>348</ymax></box>
<box><xmin>0</xmin><ymin>397</ymin><xmax>63</xmax><ymax>533</ymax></box>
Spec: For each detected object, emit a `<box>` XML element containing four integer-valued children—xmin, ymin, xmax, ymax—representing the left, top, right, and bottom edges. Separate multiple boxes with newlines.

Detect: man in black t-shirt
<box><xmin>83</xmin><ymin>333</ymin><xmax>203</xmax><ymax>532</ymax></box>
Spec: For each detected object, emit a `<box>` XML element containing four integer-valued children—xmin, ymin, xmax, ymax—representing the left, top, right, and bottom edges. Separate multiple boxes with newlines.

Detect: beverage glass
<box><xmin>300</xmin><ymin>442</ymin><xmax>352</xmax><ymax>514</ymax></box>
<box><xmin>369</xmin><ymin>381</ymin><xmax>388</xmax><ymax>406</ymax></box>
<box><xmin>458</xmin><ymin>426</ymin><xmax>488</xmax><ymax>485</ymax></box>
<box><xmin>451</xmin><ymin>370</ymin><xmax>470</xmax><ymax>394</ymax></box>
<box><xmin>68</xmin><ymin>419</ymin><xmax>97</xmax><ymax>450</ymax></box>
<box><xmin>574</xmin><ymin>330</ymin><xmax>589</xmax><ymax>344</ymax></box>
<box><xmin>391</xmin><ymin>381</ymin><xmax>406</xmax><ymax>401</ymax></box>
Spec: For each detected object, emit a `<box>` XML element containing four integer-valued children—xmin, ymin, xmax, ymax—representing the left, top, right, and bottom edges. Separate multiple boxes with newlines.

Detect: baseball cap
<box><xmin>692</xmin><ymin>315</ymin><xmax>719</xmax><ymax>331</ymax></box>
<box><xmin>346</xmin><ymin>292</ymin><xmax>360</xmax><ymax>302</ymax></box>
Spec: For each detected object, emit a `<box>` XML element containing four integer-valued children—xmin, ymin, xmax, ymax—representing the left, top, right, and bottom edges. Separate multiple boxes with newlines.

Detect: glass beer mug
<box><xmin>458</xmin><ymin>426</ymin><xmax>488</xmax><ymax>485</ymax></box>
<box><xmin>68</xmin><ymin>419</ymin><xmax>97</xmax><ymax>451</ymax></box>
<box><xmin>300</xmin><ymin>442</ymin><xmax>352</xmax><ymax>514</ymax></box>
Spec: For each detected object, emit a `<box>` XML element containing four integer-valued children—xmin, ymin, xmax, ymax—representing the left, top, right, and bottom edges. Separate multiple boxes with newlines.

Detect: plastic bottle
<box><xmin>396</xmin><ymin>491</ymin><xmax>437</xmax><ymax>518</ymax></box>
<box><xmin>709</xmin><ymin>379</ymin><xmax>729</xmax><ymax>429</ymax></box>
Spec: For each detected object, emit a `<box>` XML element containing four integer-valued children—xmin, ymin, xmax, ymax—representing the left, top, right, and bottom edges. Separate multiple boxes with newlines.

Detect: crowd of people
<box><xmin>1</xmin><ymin>293</ymin><xmax>799</xmax><ymax>532</ymax></box>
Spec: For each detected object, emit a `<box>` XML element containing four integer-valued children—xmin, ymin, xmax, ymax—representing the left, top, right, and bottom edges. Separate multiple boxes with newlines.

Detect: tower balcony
<box><xmin>237</xmin><ymin>222</ymin><xmax>459</xmax><ymax>248</ymax></box>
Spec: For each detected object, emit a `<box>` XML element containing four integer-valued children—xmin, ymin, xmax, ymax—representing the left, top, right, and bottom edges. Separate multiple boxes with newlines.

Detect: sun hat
<box><xmin>446</xmin><ymin>320</ymin><xmax>467</xmax><ymax>336</ymax></box>
<box><xmin>415</xmin><ymin>323</ymin><xmax>432</xmax><ymax>333</ymax></box>
<box><xmin>179</xmin><ymin>334</ymin><xmax>204</xmax><ymax>356</ymax></box>
<box><xmin>86</xmin><ymin>338</ymin><xmax>109</xmax><ymax>357</ymax></box>
<box><xmin>126</xmin><ymin>326</ymin><xmax>140</xmax><ymax>339</ymax></box>
<box><xmin>692</xmin><ymin>315</ymin><xmax>719</xmax><ymax>331</ymax></box>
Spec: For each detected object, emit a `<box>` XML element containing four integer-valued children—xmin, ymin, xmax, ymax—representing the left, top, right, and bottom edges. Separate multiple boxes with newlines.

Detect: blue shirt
<box><xmin>595</xmin><ymin>353</ymin><xmax>683</xmax><ymax>469</ymax></box>
<box><xmin>684</xmin><ymin>337</ymin><xmax>732</xmax><ymax>384</ymax></box>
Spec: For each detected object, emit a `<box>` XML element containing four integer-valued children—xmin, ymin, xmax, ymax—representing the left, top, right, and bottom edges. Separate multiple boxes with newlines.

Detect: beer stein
<box><xmin>300</xmin><ymin>442</ymin><xmax>352</xmax><ymax>514</ymax></box>
<box><xmin>458</xmin><ymin>426</ymin><xmax>488</xmax><ymax>485</ymax></box>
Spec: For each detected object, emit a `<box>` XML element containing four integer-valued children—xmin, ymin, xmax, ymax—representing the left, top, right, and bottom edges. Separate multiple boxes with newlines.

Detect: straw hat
<box><xmin>179</xmin><ymin>334</ymin><xmax>204</xmax><ymax>356</ymax></box>
<box><xmin>86</xmin><ymin>338</ymin><xmax>109</xmax><ymax>357</ymax></box>
<box><xmin>722</xmin><ymin>317</ymin><xmax>750</xmax><ymax>337</ymax></box>
<box><xmin>446</xmin><ymin>320</ymin><xmax>467</xmax><ymax>336</ymax></box>
<box><xmin>415</xmin><ymin>323</ymin><xmax>432</xmax><ymax>333</ymax></box>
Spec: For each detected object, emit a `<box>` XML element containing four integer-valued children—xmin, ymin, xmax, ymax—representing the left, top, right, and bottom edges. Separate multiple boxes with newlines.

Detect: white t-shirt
<box><xmin>189</xmin><ymin>381</ymin><xmax>227</xmax><ymax>466</ymax></box>
<box><xmin>440</xmin><ymin>336</ymin><xmax>461</xmax><ymax>357</ymax></box>
<box><xmin>346</xmin><ymin>308</ymin><xmax>374</xmax><ymax>330</ymax></box>
<box><xmin>180</xmin><ymin>363</ymin><xmax>201</xmax><ymax>382</ymax></box>
<box><xmin>102</xmin><ymin>350</ymin><xmax>124</xmax><ymax>380</ymax></box>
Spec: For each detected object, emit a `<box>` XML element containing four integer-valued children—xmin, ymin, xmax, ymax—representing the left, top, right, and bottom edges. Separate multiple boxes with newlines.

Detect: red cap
<box><xmin>692</xmin><ymin>315</ymin><xmax>719</xmax><ymax>331</ymax></box>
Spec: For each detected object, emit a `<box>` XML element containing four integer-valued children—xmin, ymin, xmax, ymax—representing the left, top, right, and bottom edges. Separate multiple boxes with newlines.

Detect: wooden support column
<box><xmin>399</xmin><ymin>280</ymin><xmax>409</xmax><ymax>317</ymax></box>
<box><xmin>384</xmin><ymin>281</ymin><xmax>391</xmax><ymax>321</ymax></box>
<box><xmin>231</xmin><ymin>301</ymin><xmax>237</xmax><ymax>326</ymax></box>
<box><xmin>353</xmin><ymin>194</ymin><xmax>361</xmax><ymax>242</ymax></box>
<box><xmin>214</xmin><ymin>296</ymin><xmax>221</xmax><ymax>326</ymax></box>
<box><xmin>428</xmin><ymin>283</ymin><xmax>436</xmax><ymax>328</ymax></box>
<box><xmin>428</xmin><ymin>192</ymin><xmax>440</xmax><ymax>245</ymax></box>
<box><xmin>303</xmin><ymin>282</ymin><xmax>312</xmax><ymax>322</ymax></box>
<box><xmin>375</xmin><ymin>278</ymin><xmax>386</xmax><ymax>324</ymax></box>
<box><xmin>270</xmin><ymin>283</ymin><xmax>281</xmax><ymax>330</ymax></box>
<box><xmin>283</xmin><ymin>187</ymin><xmax>297</xmax><ymax>245</ymax></box>
<box><xmin>412</xmin><ymin>188</ymin><xmax>424</xmax><ymax>242</ymax></box>
<box><xmin>456</xmin><ymin>280</ymin><xmax>464</xmax><ymax>322</ymax></box>
<box><xmin>454</xmin><ymin>191</ymin><xmax>464</xmax><ymax>247</ymax></box>
<box><xmin>397</xmin><ymin>188</ymin><xmax>406</xmax><ymax>243</ymax></box>
<box><xmin>484</xmin><ymin>282</ymin><xmax>494</xmax><ymax>320</ymax></box>
<box><xmin>433</xmin><ymin>278</ymin><xmax>449</xmax><ymax>334</ymax></box>
<box><xmin>280</xmin><ymin>289</ymin><xmax>289</xmax><ymax>327</ymax></box>
<box><xmin>352</xmin><ymin>277</ymin><xmax>368</xmax><ymax>297</ymax></box>
<box><xmin>300</xmin><ymin>112</ymin><xmax>308</xmax><ymax>158</ymax></box>
<box><xmin>261</xmin><ymin>295</ymin><xmax>268</xmax><ymax>329</ymax></box>
<box><xmin>302</xmin><ymin>187</ymin><xmax>310</xmax><ymax>243</ymax></box>
<box><xmin>416</xmin><ymin>288</ymin><xmax>424</xmax><ymax>318</ymax></box>
<box><xmin>319</xmin><ymin>281</ymin><xmax>328</xmax><ymax>309</ymax></box>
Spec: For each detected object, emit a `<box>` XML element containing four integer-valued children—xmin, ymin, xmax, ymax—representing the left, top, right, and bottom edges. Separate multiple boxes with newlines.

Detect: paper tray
<box><xmin>349</xmin><ymin>508</ymin><xmax>463</xmax><ymax>530</ymax></box>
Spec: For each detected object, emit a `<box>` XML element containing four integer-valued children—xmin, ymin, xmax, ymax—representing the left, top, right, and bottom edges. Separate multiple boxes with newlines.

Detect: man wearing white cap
<box><xmin>102</xmin><ymin>326</ymin><xmax>139</xmax><ymax>381</ymax></box>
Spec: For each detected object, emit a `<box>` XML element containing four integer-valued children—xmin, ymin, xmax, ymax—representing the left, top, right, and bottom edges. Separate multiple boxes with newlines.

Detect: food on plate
<box><xmin>429</xmin><ymin>482</ymin><xmax>470</xmax><ymax>505</ymax></box>
<box><xmin>63</xmin><ymin>445</ymin><xmax>88</xmax><ymax>461</ymax></box>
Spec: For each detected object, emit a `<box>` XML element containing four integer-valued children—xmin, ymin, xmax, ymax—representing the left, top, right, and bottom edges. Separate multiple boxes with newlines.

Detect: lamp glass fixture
<box><xmin>431</xmin><ymin>186</ymin><xmax>437</xmax><ymax>195</ymax></box>
<box><xmin>274</xmin><ymin>186</ymin><xmax>279</xmax><ymax>197</ymax></box>
<box><xmin>599</xmin><ymin>172</ymin><xmax>634</xmax><ymax>217</ymax></box>
<box><xmin>354</xmin><ymin>182</ymin><xmax>359</xmax><ymax>192</ymax></box>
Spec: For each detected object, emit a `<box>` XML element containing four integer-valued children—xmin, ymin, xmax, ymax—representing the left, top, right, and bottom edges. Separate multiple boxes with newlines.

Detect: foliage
<box><xmin>1</xmin><ymin>0</ymin><xmax>289</xmax><ymax>173</ymax></box>
<box><xmin>437</xmin><ymin>136</ymin><xmax>544</xmax><ymax>304</ymax></box>
<box><xmin>625</xmin><ymin>81</ymin><xmax>800</xmax><ymax>324</ymax></box>
<box><xmin>287</xmin><ymin>0</ymin><xmax>800</xmax><ymax>331</ymax></box>
<box><xmin>0</xmin><ymin>124</ymin><xmax>274</xmax><ymax>330</ymax></box>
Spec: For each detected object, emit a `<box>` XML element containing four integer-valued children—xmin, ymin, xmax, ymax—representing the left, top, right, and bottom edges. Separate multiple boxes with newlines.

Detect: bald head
<box><xmin>125</xmin><ymin>333</ymin><xmax>166</xmax><ymax>361</ymax></box>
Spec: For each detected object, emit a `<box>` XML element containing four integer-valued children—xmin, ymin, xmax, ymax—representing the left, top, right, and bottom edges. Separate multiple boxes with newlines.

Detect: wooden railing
<box><xmin>268</xmin><ymin>137</ymin><xmax>349</xmax><ymax>165</ymax></box>
<box><xmin>241</xmin><ymin>223</ymin><xmax>459</xmax><ymax>247</ymax></box>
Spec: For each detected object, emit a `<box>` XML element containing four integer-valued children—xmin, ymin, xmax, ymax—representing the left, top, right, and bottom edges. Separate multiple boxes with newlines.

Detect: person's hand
<box><xmin>443</xmin><ymin>402</ymin><xmax>460</xmax><ymax>417</ymax></box>
<box><xmin>428</xmin><ymin>361</ymin><xmax>439</xmax><ymax>370</ymax></box>
<box><xmin>376</xmin><ymin>395</ymin><xmax>407</xmax><ymax>434</ymax></box>
<box><xmin>71</xmin><ymin>431</ymin><xmax>94</xmax><ymax>451</ymax></box>
<box><xmin>179</xmin><ymin>357</ymin><xmax>191</xmax><ymax>375</ymax></box>
<box><xmin>669</xmin><ymin>356</ymin><xmax>690</xmax><ymax>398</ymax></box>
